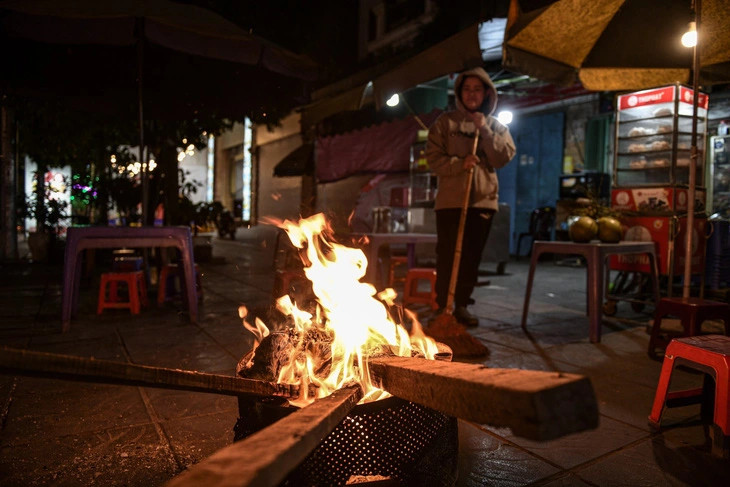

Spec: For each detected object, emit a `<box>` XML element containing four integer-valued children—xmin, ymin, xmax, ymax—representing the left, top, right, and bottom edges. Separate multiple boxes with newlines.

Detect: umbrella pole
<box><xmin>683</xmin><ymin>0</ymin><xmax>701</xmax><ymax>299</ymax></box>
<box><xmin>136</xmin><ymin>17</ymin><xmax>148</xmax><ymax>226</ymax></box>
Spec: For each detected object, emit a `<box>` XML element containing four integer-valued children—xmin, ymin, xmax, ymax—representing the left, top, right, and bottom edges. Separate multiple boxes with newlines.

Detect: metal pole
<box><xmin>1</xmin><ymin>100</ymin><xmax>18</xmax><ymax>260</ymax></box>
<box><xmin>682</xmin><ymin>0</ymin><xmax>700</xmax><ymax>299</ymax></box>
<box><xmin>136</xmin><ymin>17</ymin><xmax>148</xmax><ymax>226</ymax></box>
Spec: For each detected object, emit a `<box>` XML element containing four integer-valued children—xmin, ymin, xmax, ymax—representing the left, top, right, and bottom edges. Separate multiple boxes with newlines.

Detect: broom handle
<box><xmin>445</xmin><ymin>133</ymin><xmax>479</xmax><ymax>314</ymax></box>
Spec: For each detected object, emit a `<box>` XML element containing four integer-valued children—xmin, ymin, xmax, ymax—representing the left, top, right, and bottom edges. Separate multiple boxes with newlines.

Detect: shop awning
<box><xmin>315</xmin><ymin>110</ymin><xmax>441</xmax><ymax>183</ymax></box>
<box><xmin>300</xmin><ymin>84</ymin><xmax>370</xmax><ymax>130</ymax></box>
<box><xmin>300</xmin><ymin>23</ymin><xmax>482</xmax><ymax>128</ymax></box>
<box><xmin>372</xmin><ymin>22</ymin><xmax>483</xmax><ymax>109</ymax></box>
<box><xmin>273</xmin><ymin>142</ymin><xmax>314</xmax><ymax>177</ymax></box>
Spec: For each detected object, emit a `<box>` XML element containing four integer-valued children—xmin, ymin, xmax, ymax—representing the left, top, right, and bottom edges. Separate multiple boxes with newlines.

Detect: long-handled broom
<box><xmin>426</xmin><ymin>133</ymin><xmax>489</xmax><ymax>358</ymax></box>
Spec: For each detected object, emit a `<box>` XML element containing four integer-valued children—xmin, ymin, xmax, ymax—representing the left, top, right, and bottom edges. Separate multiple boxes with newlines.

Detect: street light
<box><xmin>681</xmin><ymin>21</ymin><xmax>697</xmax><ymax>48</ymax></box>
<box><xmin>497</xmin><ymin>110</ymin><xmax>513</xmax><ymax>125</ymax></box>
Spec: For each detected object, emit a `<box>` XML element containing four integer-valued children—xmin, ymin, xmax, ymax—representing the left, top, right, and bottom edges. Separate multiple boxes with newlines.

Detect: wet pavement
<box><xmin>1</xmin><ymin>225</ymin><xmax>728</xmax><ymax>486</ymax></box>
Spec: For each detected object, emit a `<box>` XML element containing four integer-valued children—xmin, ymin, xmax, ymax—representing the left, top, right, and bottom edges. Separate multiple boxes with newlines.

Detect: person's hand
<box><xmin>463</xmin><ymin>154</ymin><xmax>479</xmax><ymax>170</ymax></box>
<box><xmin>466</xmin><ymin>111</ymin><xmax>485</xmax><ymax>128</ymax></box>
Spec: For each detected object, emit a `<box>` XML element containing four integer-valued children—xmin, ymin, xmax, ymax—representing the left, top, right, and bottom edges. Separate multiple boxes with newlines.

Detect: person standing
<box><xmin>425</xmin><ymin>67</ymin><xmax>516</xmax><ymax>327</ymax></box>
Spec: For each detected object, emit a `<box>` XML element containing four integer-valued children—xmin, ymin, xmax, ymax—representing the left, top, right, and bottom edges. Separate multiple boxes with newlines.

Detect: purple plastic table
<box><xmin>521</xmin><ymin>240</ymin><xmax>660</xmax><ymax>343</ymax></box>
<box><xmin>62</xmin><ymin>226</ymin><xmax>198</xmax><ymax>332</ymax></box>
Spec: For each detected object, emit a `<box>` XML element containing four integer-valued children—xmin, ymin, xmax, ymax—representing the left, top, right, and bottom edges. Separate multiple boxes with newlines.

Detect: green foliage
<box><xmin>24</xmin><ymin>172</ymin><xmax>69</xmax><ymax>233</ymax></box>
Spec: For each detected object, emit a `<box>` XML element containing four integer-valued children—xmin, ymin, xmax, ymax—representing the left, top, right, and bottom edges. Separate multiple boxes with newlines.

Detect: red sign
<box><xmin>611</xmin><ymin>187</ymin><xmax>706</xmax><ymax>213</ymax></box>
<box><xmin>679</xmin><ymin>86</ymin><xmax>709</xmax><ymax>109</ymax></box>
<box><xmin>618</xmin><ymin>86</ymin><xmax>675</xmax><ymax>110</ymax></box>
<box><xmin>610</xmin><ymin>216</ymin><xmax>706</xmax><ymax>275</ymax></box>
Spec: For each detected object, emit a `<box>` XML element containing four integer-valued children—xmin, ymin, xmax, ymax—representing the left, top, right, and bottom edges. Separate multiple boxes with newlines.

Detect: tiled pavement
<box><xmin>0</xmin><ymin>226</ymin><xmax>728</xmax><ymax>486</ymax></box>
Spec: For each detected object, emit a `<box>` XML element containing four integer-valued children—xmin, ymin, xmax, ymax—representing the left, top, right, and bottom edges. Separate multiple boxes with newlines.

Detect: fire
<box><xmin>242</xmin><ymin>213</ymin><xmax>439</xmax><ymax>406</ymax></box>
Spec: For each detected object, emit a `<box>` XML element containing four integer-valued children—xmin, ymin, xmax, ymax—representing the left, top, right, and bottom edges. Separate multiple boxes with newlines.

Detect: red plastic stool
<box><xmin>649</xmin><ymin>297</ymin><xmax>730</xmax><ymax>359</ymax></box>
<box><xmin>108</xmin><ymin>256</ymin><xmax>144</xmax><ymax>302</ymax></box>
<box><xmin>648</xmin><ymin>335</ymin><xmax>730</xmax><ymax>458</ymax></box>
<box><xmin>388</xmin><ymin>255</ymin><xmax>408</xmax><ymax>287</ymax></box>
<box><xmin>402</xmin><ymin>267</ymin><xmax>438</xmax><ymax>310</ymax></box>
<box><xmin>97</xmin><ymin>270</ymin><xmax>147</xmax><ymax>315</ymax></box>
<box><xmin>157</xmin><ymin>263</ymin><xmax>202</xmax><ymax>304</ymax></box>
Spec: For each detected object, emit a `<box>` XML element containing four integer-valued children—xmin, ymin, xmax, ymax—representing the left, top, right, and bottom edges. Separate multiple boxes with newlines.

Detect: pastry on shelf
<box><xmin>628</xmin><ymin>126</ymin><xmax>652</xmax><ymax>137</ymax></box>
<box><xmin>629</xmin><ymin>158</ymin><xmax>647</xmax><ymax>169</ymax></box>
<box><xmin>628</xmin><ymin>143</ymin><xmax>646</xmax><ymax>153</ymax></box>
<box><xmin>650</xmin><ymin>140</ymin><xmax>671</xmax><ymax>150</ymax></box>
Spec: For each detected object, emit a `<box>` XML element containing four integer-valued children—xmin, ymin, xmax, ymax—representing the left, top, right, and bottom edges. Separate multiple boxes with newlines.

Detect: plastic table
<box><xmin>521</xmin><ymin>240</ymin><xmax>660</xmax><ymax>343</ymax></box>
<box><xmin>62</xmin><ymin>226</ymin><xmax>198</xmax><ymax>331</ymax></box>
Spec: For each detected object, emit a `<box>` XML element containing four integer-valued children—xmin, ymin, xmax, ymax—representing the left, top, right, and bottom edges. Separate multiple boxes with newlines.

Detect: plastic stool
<box><xmin>649</xmin><ymin>297</ymin><xmax>730</xmax><ymax>359</ymax></box>
<box><xmin>97</xmin><ymin>271</ymin><xmax>147</xmax><ymax>315</ymax></box>
<box><xmin>157</xmin><ymin>263</ymin><xmax>202</xmax><ymax>304</ymax></box>
<box><xmin>648</xmin><ymin>335</ymin><xmax>730</xmax><ymax>458</ymax></box>
<box><xmin>388</xmin><ymin>255</ymin><xmax>408</xmax><ymax>287</ymax></box>
<box><xmin>402</xmin><ymin>267</ymin><xmax>438</xmax><ymax>310</ymax></box>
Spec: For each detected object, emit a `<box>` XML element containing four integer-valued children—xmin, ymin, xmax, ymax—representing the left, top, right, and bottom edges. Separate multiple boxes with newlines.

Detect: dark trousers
<box><xmin>435</xmin><ymin>208</ymin><xmax>494</xmax><ymax>309</ymax></box>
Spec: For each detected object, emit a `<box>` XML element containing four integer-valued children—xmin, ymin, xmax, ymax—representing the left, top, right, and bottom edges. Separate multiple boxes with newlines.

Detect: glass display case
<box><xmin>613</xmin><ymin>84</ymin><xmax>708</xmax><ymax>189</ymax></box>
<box><xmin>610</xmin><ymin>85</ymin><xmax>709</xmax><ymax>279</ymax></box>
<box><xmin>409</xmin><ymin>139</ymin><xmax>437</xmax><ymax>207</ymax></box>
<box><xmin>709</xmin><ymin>134</ymin><xmax>730</xmax><ymax>217</ymax></box>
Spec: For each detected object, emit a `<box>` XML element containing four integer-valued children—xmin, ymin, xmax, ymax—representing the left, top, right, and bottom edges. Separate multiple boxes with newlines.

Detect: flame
<box><xmin>239</xmin><ymin>305</ymin><xmax>269</xmax><ymax>351</ymax></box>
<box><xmin>242</xmin><ymin>213</ymin><xmax>439</xmax><ymax>406</ymax></box>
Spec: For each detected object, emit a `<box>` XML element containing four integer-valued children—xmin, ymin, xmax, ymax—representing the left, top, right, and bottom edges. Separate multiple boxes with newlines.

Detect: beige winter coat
<box><xmin>425</xmin><ymin>67</ymin><xmax>516</xmax><ymax>211</ymax></box>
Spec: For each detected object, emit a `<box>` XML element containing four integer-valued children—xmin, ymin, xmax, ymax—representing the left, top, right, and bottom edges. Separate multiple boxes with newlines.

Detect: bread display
<box><xmin>628</xmin><ymin>143</ymin><xmax>646</xmax><ymax>153</ymax></box>
<box><xmin>629</xmin><ymin>158</ymin><xmax>647</xmax><ymax>169</ymax></box>
<box><xmin>651</xmin><ymin>140</ymin><xmax>671</xmax><ymax>151</ymax></box>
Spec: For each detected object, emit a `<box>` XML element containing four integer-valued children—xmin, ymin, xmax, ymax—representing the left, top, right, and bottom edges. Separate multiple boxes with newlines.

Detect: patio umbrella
<box><xmin>503</xmin><ymin>0</ymin><xmax>730</xmax><ymax>91</ymax></box>
<box><xmin>503</xmin><ymin>0</ymin><xmax>730</xmax><ymax>298</ymax></box>
<box><xmin>0</xmin><ymin>0</ymin><xmax>318</xmax><ymax>221</ymax></box>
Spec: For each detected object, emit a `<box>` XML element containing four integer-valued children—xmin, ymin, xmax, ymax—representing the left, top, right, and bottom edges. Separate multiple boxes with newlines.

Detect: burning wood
<box><xmin>239</xmin><ymin>214</ymin><xmax>441</xmax><ymax>407</ymax></box>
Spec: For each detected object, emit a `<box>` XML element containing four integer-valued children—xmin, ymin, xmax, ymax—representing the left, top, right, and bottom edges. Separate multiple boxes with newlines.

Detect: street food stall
<box><xmin>610</xmin><ymin>84</ymin><xmax>709</xmax><ymax>296</ymax></box>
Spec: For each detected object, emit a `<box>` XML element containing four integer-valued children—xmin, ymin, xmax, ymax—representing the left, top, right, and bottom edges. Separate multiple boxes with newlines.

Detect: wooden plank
<box><xmin>166</xmin><ymin>384</ymin><xmax>363</xmax><ymax>487</ymax></box>
<box><xmin>0</xmin><ymin>347</ymin><xmax>298</xmax><ymax>398</ymax></box>
<box><xmin>368</xmin><ymin>356</ymin><xmax>598</xmax><ymax>441</ymax></box>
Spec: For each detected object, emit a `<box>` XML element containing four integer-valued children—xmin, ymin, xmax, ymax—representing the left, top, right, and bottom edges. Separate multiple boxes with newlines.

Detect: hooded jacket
<box><xmin>425</xmin><ymin>67</ymin><xmax>516</xmax><ymax>211</ymax></box>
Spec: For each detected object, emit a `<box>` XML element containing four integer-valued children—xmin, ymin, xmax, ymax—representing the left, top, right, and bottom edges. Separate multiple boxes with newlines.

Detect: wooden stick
<box><xmin>0</xmin><ymin>347</ymin><xmax>298</xmax><ymax>398</ymax></box>
<box><xmin>368</xmin><ymin>355</ymin><xmax>598</xmax><ymax>441</ymax></box>
<box><xmin>166</xmin><ymin>384</ymin><xmax>362</xmax><ymax>487</ymax></box>
<box><xmin>445</xmin><ymin>133</ymin><xmax>479</xmax><ymax>314</ymax></box>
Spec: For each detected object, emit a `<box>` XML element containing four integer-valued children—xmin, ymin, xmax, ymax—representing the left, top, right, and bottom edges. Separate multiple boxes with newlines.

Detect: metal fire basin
<box><xmin>234</xmin><ymin>395</ymin><xmax>459</xmax><ymax>486</ymax></box>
